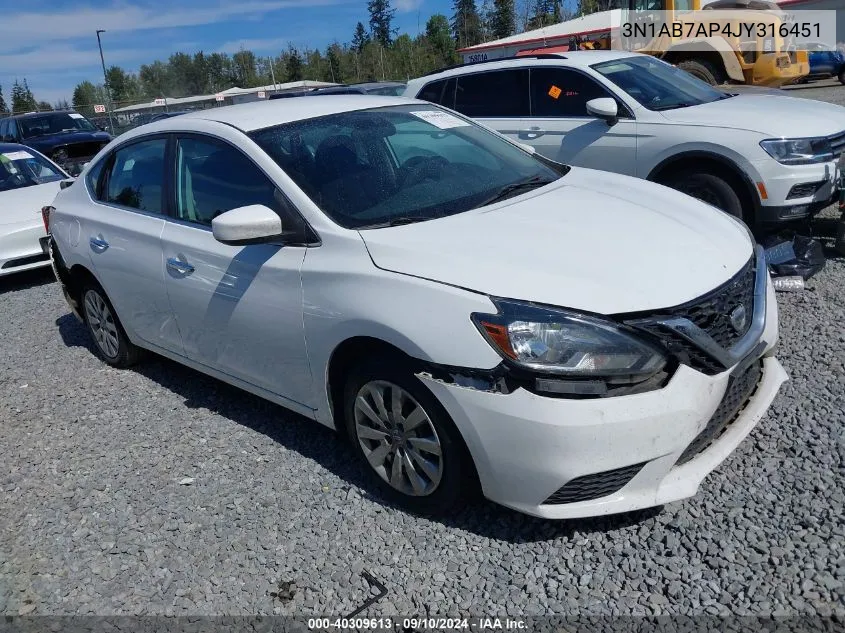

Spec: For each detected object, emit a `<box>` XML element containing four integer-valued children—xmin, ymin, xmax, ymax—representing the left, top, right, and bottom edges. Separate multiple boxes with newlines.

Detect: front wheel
<box><xmin>81</xmin><ymin>283</ymin><xmax>142</xmax><ymax>368</ymax></box>
<box><xmin>343</xmin><ymin>356</ymin><xmax>473</xmax><ymax>515</ymax></box>
<box><xmin>677</xmin><ymin>59</ymin><xmax>725</xmax><ymax>86</ymax></box>
<box><xmin>666</xmin><ymin>171</ymin><xmax>745</xmax><ymax>221</ymax></box>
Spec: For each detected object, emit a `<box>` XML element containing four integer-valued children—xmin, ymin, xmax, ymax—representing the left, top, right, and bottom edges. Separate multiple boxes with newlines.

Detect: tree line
<box><xmin>2</xmin><ymin>0</ymin><xmax>599</xmax><ymax>117</ymax></box>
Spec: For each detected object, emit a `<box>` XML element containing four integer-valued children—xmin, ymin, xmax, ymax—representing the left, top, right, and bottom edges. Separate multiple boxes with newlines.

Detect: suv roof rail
<box><xmin>423</xmin><ymin>53</ymin><xmax>566</xmax><ymax>77</ymax></box>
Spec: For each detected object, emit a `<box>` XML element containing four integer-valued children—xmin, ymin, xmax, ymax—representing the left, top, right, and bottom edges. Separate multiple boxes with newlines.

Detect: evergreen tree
<box><xmin>22</xmin><ymin>79</ymin><xmax>38</xmax><ymax>111</ymax></box>
<box><xmin>490</xmin><ymin>0</ymin><xmax>516</xmax><ymax>39</ymax></box>
<box><xmin>11</xmin><ymin>80</ymin><xmax>27</xmax><ymax>113</ymax></box>
<box><xmin>286</xmin><ymin>47</ymin><xmax>304</xmax><ymax>81</ymax></box>
<box><xmin>0</xmin><ymin>84</ymin><xmax>7</xmax><ymax>114</ymax></box>
<box><xmin>425</xmin><ymin>14</ymin><xmax>458</xmax><ymax>66</ymax></box>
<box><xmin>352</xmin><ymin>21</ymin><xmax>370</xmax><ymax>53</ymax></box>
<box><xmin>452</xmin><ymin>0</ymin><xmax>484</xmax><ymax>49</ymax></box>
<box><xmin>368</xmin><ymin>0</ymin><xmax>396</xmax><ymax>47</ymax></box>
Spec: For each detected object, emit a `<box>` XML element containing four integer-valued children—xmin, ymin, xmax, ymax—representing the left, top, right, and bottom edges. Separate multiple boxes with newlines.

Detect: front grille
<box><xmin>787</xmin><ymin>181</ymin><xmax>825</xmax><ymax>200</ymax></box>
<box><xmin>676</xmin><ymin>359</ymin><xmax>763</xmax><ymax>466</ymax></box>
<box><xmin>629</xmin><ymin>257</ymin><xmax>756</xmax><ymax>375</ymax></box>
<box><xmin>543</xmin><ymin>462</ymin><xmax>647</xmax><ymax>505</ymax></box>
<box><xmin>56</xmin><ymin>142</ymin><xmax>106</xmax><ymax>160</ymax></box>
<box><xmin>829</xmin><ymin>130</ymin><xmax>845</xmax><ymax>159</ymax></box>
<box><xmin>1</xmin><ymin>253</ymin><xmax>49</xmax><ymax>269</ymax></box>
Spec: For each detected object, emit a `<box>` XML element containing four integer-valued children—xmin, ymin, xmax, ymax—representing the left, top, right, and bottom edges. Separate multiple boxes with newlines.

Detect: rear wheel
<box><xmin>677</xmin><ymin>59</ymin><xmax>725</xmax><ymax>86</ymax></box>
<box><xmin>839</xmin><ymin>68</ymin><xmax>845</xmax><ymax>85</ymax></box>
<box><xmin>343</xmin><ymin>355</ymin><xmax>473</xmax><ymax>515</ymax></box>
<box><xmin>81</xmin><ymin>283</ymin><xmax>142</xmax><ymax>368</ymax></box>
<box><xmin>666</xmin><ymin>171</ymin><xmax>745</xmax><ymax>221</ymax></box>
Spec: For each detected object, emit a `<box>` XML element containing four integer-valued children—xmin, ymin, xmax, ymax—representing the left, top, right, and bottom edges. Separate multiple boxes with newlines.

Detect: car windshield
<box><xmin>18</xmin><ymin>112</ymin><xmax>97</xmax><ymax>139</ymax></box>
<box><xmin>367</xmin><ymin>84</ymin><xmax>406</xmax><ymax>96</ymax></box>
<box><xmin>250</xmin><ymin>104</ymin><xmax>565</xmax><ymax>229</ymax></box>
<box><xmin>0</xmin><ymin>149</ymin><xmax>65</xmax><ymax>192</ymax></box>
<box><xmin>592</xmin><ymin>56</ymin><xmax>731</xmax><ymax>111</ymax></box>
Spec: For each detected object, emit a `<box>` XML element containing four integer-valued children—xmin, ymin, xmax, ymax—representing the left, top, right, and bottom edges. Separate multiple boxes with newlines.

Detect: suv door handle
<box><xmin>166</xmin><ymin>257</ymin><xmax>195</xmax><ymax>275</ymax></box>
<box><xmin>89</xmin><ymin>236</ymin><xmax>109</xmax><ymax>251</ymax></box>
<box><xmin>519</xmin><ymin>127</ymin><xmax>545</xmax><ymax>140</ymax></box>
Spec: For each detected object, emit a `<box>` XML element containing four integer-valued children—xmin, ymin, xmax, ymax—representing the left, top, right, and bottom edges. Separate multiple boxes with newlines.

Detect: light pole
<box><xmin>96</xmin><ymin>29</ymin><xmax>116</xmax><ymax>135</ymax></box>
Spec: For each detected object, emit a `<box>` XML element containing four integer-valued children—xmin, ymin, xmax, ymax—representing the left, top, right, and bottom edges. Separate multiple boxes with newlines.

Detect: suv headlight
<box><xmin>471</xmin><ymin>299</ymin><xmax>666</xmax><ymax>379</ymax></box>
<box><xmin>760</xmin><ymin>137</ymin><xmax>833</xmax><ymax>165</ymax></box>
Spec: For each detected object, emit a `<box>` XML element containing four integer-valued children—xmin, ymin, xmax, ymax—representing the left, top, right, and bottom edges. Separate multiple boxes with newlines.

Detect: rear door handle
<box><xmin>89</xmin><ymin>236</ymin><xmax>109</xmax><ymax>251</ymax></box>
<box><xmin>519</xmin><ymin>127</ymin><xmax>545</xmax><ymax>140</ymax></box>
<box><xmin>166</xmin><ymin>257</ymin><xmax>195</xmax><ymax>275</ymax></box>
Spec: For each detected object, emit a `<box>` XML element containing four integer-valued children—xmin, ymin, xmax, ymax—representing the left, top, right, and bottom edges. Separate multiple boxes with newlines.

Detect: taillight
<box><xmin>41</xmin><ymin>206</ymin><xmax>54</xmax><ymax>234</ymax></box>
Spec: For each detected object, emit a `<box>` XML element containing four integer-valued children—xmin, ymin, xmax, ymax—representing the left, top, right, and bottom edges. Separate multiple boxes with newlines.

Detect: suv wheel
<box><xmin>81</xmin><ymin>283</ymin><xmax>142</xmax><ymax>368</ymax></box>
<box><xmin>667</xmin><ymin>171</ymin><xmax>745</xmax><ymax>221</ymax></box>
<box><xmin>839</xmin><ymin>68</ymin><xmax>845</xmax><ymax>85</ymax></box>
<box><xmin>677</xmin><ymin>59</ymin><xmax>725</xmax><ymax>85</ymax></box>
<box><xmin>343</xmin><ymin>356</ymin><xmax>472</xmax><ymax>515</ymax></box>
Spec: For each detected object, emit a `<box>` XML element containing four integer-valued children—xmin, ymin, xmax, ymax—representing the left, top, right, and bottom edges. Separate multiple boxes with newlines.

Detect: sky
<box><xmin>0</xmin><ymin>0</ymin><xmax>455</xmax><ymax>106</ymax></box>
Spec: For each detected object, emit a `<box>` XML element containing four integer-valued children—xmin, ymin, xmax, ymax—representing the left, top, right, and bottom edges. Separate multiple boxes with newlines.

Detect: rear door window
<box><xmin>102</xmin><ymin>138</ymin><xmax>167</xmax><ymax>214</ymax></box>
<box><xmin>454</xmin><ymin>69</ymin><xmax>530</xmax><ymax>118</ymax></box>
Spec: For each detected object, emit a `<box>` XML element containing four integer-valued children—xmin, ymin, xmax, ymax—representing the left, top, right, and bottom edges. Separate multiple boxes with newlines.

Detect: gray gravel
<box><xmin>2</xmin><ymin>101</ymin><xmax>844</xmax><ymax>620</ymax></box>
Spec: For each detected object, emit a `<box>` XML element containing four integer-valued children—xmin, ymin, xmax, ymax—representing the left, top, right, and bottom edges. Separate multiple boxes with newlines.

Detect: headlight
<box><xmin>471</xmin><ymin>299</ymin><xmax>666</xmax><ymax>379</ymax></box>
<box><xmin>760</xmin><ymin>137</ymin><xmax>833</xmax><ymax>165</ymax></box>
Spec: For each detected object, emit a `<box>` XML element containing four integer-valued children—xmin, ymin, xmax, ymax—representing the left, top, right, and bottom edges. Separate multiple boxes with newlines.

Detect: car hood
<box><xmin>359</xmin><ymin>168</ymin><xmax>753</xmax><ymax>315</ymax></box>
<box><xmin>24</xmin><ymin>131</ymin><xmax>111</xmax><ymax>152</ymax></box>
<box><xmin>0</xmin><ymin>182</ymin><xmax>61</xmax><ymax>226</ymax></box>
<box><xmin>659</xmin><ymin>94</ymin><xmax>845</xmax><ymax>137</ymax></box>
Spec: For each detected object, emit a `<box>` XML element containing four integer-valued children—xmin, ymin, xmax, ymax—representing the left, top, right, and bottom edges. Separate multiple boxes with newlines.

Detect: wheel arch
<box><xmin>661</xmin><ymin>39</ymin><xmax>745</xmax><ymax>83</ymax></box>
<box><xmin>647</xmin><ymin>150</ymin><xmax>760</xmax><ymax>225</ymax></box>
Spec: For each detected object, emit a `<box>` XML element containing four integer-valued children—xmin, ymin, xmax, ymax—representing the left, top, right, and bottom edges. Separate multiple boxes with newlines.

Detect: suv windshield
<box><xmin>250</xmin><ymin>104</ymin><xmax>565</xmax><ymax>229</ymax></box>
<box><xmin>0</xmin><ymin>149</ymin><xmax>65</xmax><ymax>192</ymax></box>
<box><xmin>18</xmin><ymin>112</ymin><xmax>97</xmax><ymax>139</ymax></box>
<box><xmin>592</xmin><ymin>56</ymin><xmax>730</xmax><ymax>111</ymax></box>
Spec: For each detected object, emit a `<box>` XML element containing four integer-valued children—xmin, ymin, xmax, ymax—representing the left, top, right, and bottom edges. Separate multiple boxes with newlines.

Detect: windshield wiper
<box><xmin>478</xmin><ymin>176</ymin><xmax>552</xmax><ymax>207</ymax></box>
<box><xmin>358</xmin><ymin>216</ymin><xmax>432</xmax><ymax>229</ymax></box>
<box><xmin>651</xmin><ymin>102</ymin><xmax>694</xmax><ymax>111</ymax></box>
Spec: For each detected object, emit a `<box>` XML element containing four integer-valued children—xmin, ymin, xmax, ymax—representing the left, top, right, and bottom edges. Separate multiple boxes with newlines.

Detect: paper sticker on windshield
<box><xmin>548</xmin><ymin>85</ymin><xmax>562</xmax><ymax>99</ymax></box>
<box><xmin>68</xmin><ymin>113</ymin><xmax>84</xmax><ymax>119</ymax></box>
<box><xmin>411</xmin><ymin>110</ymin><xmax>469</xmax><ymax>129</ymax></box>
<box><xmin>1</xmin><ymin>151</ymin><xmax>34</xmax><ymax>161</ymax></box>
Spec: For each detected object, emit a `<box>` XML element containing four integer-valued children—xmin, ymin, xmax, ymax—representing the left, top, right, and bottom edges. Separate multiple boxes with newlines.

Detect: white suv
<box><xmin>48</xmin><ymin>97</ymin><xmax>786</xmax><ymax>519</ymax></box>
<box><xmin>405</xmin><ymin>51</ymin><xmax>845</xmax><ymax>228</ymax></box>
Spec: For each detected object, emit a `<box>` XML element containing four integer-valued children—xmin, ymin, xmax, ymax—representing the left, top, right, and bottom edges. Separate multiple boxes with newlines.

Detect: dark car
<box><xmin>0</xmin><ymin>111</ymin><xmax>111</xmax><ymax>176</ymax></box>
<box><xmin>804</xmin><ymin>43</ymin><xmax>845</xmax><ymax>84</ymax></box>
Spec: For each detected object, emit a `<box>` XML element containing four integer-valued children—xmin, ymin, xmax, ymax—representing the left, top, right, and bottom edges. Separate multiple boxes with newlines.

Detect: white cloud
<box><xmin>394</xmin><ymin>0</ymin><xmax>424</xmax><ymax>11</ymax></box>
<box><xmin>0</xmin><ymin>45</ymin><xmax>148</xmax><ymax>75</ymax></box>
<box><xmin>0</xmin><ymin>0</ymin><xmax>355</xmax><ymax>52</ymax></box>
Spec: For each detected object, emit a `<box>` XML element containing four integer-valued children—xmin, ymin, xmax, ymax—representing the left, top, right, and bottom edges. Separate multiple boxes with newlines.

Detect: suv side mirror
<box><xmin>212</xmin><ymin>204</ymin><xmax>283</xmax><ymax>245</ymax></box>
<box><xmin>586</xmin><ymin>98</ymin><xmax>619</xmax><ymax>126</ymax></box>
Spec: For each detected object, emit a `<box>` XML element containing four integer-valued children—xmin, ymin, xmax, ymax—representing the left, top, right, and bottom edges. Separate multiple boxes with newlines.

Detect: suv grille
<box><xmin>829</xmin><ymin>130</ymin><xmax>845</xmax><ymax>159</ymax></box>
<box><xmin>630</xmin><ymin>257</ymin><xmax>756</xmax><ymax>375</ymax></box>
<box><xmin>676</xmin><ymin>359</ymin><xmax>763</xmax><ymax>466</ymax></box>
<box><xmin>543</xmin><ymin>462</ymin><xmax>646</xmax><ymax>505</ymax></box>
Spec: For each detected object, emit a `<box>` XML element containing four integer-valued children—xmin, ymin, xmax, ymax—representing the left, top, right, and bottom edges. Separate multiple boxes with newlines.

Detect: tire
<box><xmin>343</xmin><ymin>355</ymin><xmax>473</xmax><ymax>515</ymax></box>
<box><xmin>834</xmin><ymin>217</ymin><xmax>845</xmax><ymax>256</ymax></box>
<box><xmin>677</xmin><ymin>59</ymin><xmax>725</xmax><ymax>86</ymax></box>
<box><xmin>666</xmin><ymin>171</ymin><xmax>745</xmax><ymax>221</ymax></box>
<box><xmin>81</xmin><ymin>282</ymin><xmax>142</xmax><ymax>368</ymax></box>
<box><xmin>839</xmin><ymin>68</ymin><xmax>845</xmax><ymax>86</ymax></box>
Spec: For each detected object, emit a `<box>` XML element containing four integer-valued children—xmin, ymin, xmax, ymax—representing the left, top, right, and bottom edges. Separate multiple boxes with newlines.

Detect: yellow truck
<box><xmin>458</xmin><ymin>0</ymin><xmax>810</xmax><ymax>87</ymax></box>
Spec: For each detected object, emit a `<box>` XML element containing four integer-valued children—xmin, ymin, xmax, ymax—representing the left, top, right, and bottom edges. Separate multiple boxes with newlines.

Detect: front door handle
<box><xmin>89</xmin><ymin>236</ymin><xmax>109</xmax><ymax>251</ymax></box>
<box><xmin>519</xmin><ymin>127</ymin><xmax>545</xmax><ymax>140</ymax></box>
<box><xmin>166</xmin><ymin>257</ymin><xmax>195</xmax><ymax>275</ymax></box>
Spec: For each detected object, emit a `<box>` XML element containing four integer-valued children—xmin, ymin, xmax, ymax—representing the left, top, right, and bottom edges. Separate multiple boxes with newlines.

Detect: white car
<box><xmin>0</xmin><ymin>144</ymin><xmax>68</xmax><ymax>276</ymax></box>
<box><xmin>47</xmin><ymin>97</ymin><xmax>786</xmax><ymax>519</ymax></box>
<box><xmin>405</xmin><ymin>51</ymin><xmax>845</xmax><ymax>228</ymax></box>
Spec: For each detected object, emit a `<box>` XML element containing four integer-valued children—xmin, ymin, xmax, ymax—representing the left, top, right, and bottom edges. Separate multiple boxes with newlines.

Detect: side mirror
<box><xmin>586</xmin><ymin>98</ymin><xmax>619</xmax><ymax>126</ymax></box>
<box><xmin>212</xmin><ymin>204</ymin><xmax>282</xmax><ymax>246</ymax></box>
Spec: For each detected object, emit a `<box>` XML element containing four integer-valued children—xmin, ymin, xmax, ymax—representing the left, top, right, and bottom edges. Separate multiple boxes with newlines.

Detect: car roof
<box><xmin>10</xmin><ymin>110</ymin><xmax>77</xmax><ymax>119</ymax></box>
<box><xmin>164</xmin><ymin>95</ymin><xmax>420</xmax><ymax>132</ymax></box>
<box><xmin>0</xmin><ymin>142</ymin><xmax>31</xmax><ymax>153</ymax></box>
<box><xmin>410</xmin><ymin>50</ymin><xmax>640</xmax><ymax>83</ymax></box>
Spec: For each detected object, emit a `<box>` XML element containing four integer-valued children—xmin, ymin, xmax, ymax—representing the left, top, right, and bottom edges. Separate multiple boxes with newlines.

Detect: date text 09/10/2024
<box><xmin>307</xmin><ymin>617</ymin><xmax>528</xmax><ymax>630</ymax></box>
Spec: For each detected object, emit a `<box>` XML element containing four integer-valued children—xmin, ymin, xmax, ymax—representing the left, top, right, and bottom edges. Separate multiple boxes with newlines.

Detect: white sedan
<box><xmin>1</xmin><ymin>144</ymin><xmax>68</xmax><ymax>276</ymax></box>
<box><xmin>47</xmin><ymin>97</ymin><xmax>786</xmax><ymax>518</ymax></box>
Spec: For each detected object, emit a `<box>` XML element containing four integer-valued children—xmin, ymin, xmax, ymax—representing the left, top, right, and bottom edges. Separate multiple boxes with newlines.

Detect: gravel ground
<box><xmin>2</xmin><ymin>105</ymin><xmax>844</xmax><ymax>621</ymax></box>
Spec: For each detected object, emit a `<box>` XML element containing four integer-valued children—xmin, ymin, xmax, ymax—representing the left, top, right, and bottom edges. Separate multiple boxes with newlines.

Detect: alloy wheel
<box><xmin>83</xmin><ymin>290</ymin><xmax>120</xmax><ymax>360</ymax></box>
<box><xmin>353</xmin><ymin>380</ymin><xmax>444</xmax><ymax>497</ymax></box>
